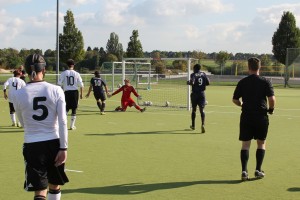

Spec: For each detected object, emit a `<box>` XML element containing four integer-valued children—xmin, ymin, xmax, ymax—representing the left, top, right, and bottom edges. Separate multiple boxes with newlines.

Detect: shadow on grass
<box><xmin>85</xmin><ymin>129</ymin><xmax>200</xmax><ymax>136</ymax></box>
<box><xmin>63</xmin><ymin>180</ymin><xmax>241</xmax><ymax>195</ymax></box>
<box><xmin>0</xmin><ymin>127</ymin><xmax>24</xmax><ymax>133</ymax></box>
<box><xmin>287</xmin><ymin>187</ymin><xmax>300</xmax><ymax>192</ymax></box>
<box><xmin>76</xmin><ymin>108</ymin><xmax>154</xmax><ymax>116</ymax></box>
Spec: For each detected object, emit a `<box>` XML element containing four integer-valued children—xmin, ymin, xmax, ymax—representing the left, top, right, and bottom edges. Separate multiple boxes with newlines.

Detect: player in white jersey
<box><xmin>57</xmin><ymin>59</ymin><xmax>84</xmax><ymax>130</ymax></box>
<box><xmin>12</xmin><ymin>54</ymin><xmax>69</xmax><ymax>200</ymax></box>
<box><xmin>3</xmin><ymin>69</ymin><xmax>26</xmax><ymax>126</ymax></box>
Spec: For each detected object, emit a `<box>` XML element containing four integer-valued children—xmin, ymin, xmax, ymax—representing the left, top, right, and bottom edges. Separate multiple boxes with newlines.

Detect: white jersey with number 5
<box><xmin>3</xmin><ymin>77</ymin><xmax>26</xmax><ymax>102</ymax></box>
<box><xmin>58</xmin><ymin>70</ymin><xmax>84</xmax><ymax>91</ymax></box>
<box><xmin>12</xmin><ymin>81</ymin><xmax>68</xmax><ymax>149</ymax></box>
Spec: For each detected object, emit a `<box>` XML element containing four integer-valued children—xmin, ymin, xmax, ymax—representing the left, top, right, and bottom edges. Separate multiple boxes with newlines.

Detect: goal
<box><xmin>119</xmin><ymin>58</ymin><xmax>199</xmax><ymax>110</ymax></box>
<box><xmin>285</xmin><ymin>48</ymin><xmax>300</xmax><ymax>87</ymax></box>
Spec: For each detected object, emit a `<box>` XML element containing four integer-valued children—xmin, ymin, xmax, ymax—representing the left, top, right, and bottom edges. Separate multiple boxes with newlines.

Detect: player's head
<box><xmin>67</xmin><ymin>59</ymin><xmax>75</xmax><ymax>68</ymax></box>
<box><xmin>24</xmin><ymin>54</ymin><xmax>46</xmax><ymax>79</ymax></box>
<box><xmin>193</xmin><ymin>64</ymin><xmax>201</xmax><ymax>73</ymax></box>
<box><xmin>248</xmin><ymin>57</ymin><xmax>261</xmax><ymax>71</ymax></box>
<box><xmin>13</xmin><ymin>69</ymin><xmax>22</xmax><ymax>77</ymax></box>
<box><xmin>94</xmin><ymin>71</ymin><xmax>100</xmax><ymax>78</ymax></box>
<box><xmin>124</xmin><ymin>78</ymin><xmax>130</xmax><ymax>85</ymax></box>
<box><xmin>18</xmin><ymin>65</ymin><xmax>24</xmax><ymax>71</ymax></box>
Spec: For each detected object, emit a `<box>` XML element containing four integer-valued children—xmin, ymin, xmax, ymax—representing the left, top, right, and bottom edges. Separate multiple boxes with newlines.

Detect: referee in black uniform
<box><xmin>233</xmin><ymin>57</ymin><xmax>276</xmax><ymax>181</ymax></box>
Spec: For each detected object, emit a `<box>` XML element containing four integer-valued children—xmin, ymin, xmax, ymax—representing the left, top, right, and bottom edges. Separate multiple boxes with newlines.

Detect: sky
<box><xmin>0</xmin><ymin>0</ymin><xmax>300</xmax><ymax>55</ymax></box>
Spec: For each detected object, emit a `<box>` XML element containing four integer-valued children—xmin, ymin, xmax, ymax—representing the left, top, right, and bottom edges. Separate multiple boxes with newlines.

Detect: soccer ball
<box><xmin>165</xmin><ymin>101</ymin><xmax>170</xmax><ymax>107</ymax></box>
<box><xmin>143</xmin><ymin>101</ymin><xmax>148</xmax><ymax>106</ymax></box>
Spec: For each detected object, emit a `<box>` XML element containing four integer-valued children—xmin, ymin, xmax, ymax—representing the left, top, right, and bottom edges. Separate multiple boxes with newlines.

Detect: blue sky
<box><xmin>0</xmin><ymin>0</ymin><xmax>300</xmax><ymax>54</ymax></box>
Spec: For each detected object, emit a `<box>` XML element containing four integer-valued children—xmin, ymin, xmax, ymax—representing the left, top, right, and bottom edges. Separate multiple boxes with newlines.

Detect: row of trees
<box><xmin>0</xmin><ymin>10</ymin><xmax>299</xmax><ymax>75</ymax></box>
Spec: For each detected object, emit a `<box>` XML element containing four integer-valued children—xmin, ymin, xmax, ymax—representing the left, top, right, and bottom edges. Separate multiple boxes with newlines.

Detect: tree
<box><xmin>272</xmin><ymin>11</ymin><xmax>300</xmax><ymax>65</ymax></box>
<box><xmin>191</xmin><ymin>50</ymin><xmax>206</xmax><ymax>62</ymax></box>
<box><xmin>126</xmin><ymin>30</ymin><xmax>144</xmax><ymax>58</ymax></box>
<box><xmin>106</xmin><ymin>32</ymin><xmax>123</xmax><ymax>61</ymax></box>
<box><xmin>44</xmin><ymin>49</ymin><xmax>55</xmax><ymax>57</ymax></box>
<box><xmin>105</xmin><ymin>53</ymin><xmax>118</xmax><ymax>62</ymax></box>
<box><xmin>260</xmin><ymin>54</ymin><xmax>272</xmax><ymax>66</ymax></box>
<box><xmin>99</xmin><ymin>47</ymin><xmax>106</xmax><ymax>66</ymax></box>
<box><xmin>59</xmin><ymin>10</ymin><xmax>85</xmax><ymax>64</ymax></box>
<box><xmin>215</xmin><ymin>51</ymin><xmax>231</xmax><ymax>75</ymax></box>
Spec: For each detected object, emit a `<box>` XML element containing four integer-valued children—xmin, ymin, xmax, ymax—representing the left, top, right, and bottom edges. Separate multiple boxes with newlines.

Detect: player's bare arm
<box><xmin>232</xmin><ymin>99</ymin><xmax>242</xmax><ymax>107</ymax></box>
<box><xmin>85</xmin><ymin>85</ymin><xmax>92</xmax><ymax>98</ymax></box>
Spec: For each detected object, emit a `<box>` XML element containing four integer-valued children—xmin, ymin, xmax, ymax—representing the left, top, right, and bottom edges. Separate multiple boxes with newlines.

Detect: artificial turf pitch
<box><xmin>0</xmin><ymin>86</ymin><xmax>299</xmax><ymax>199</ymax></box>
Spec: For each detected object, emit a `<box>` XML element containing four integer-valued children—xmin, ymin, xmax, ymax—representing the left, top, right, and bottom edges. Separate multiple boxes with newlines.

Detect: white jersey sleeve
<box><xmin>4</xmin><ymin>77</ymin><xmax>26</xmax><ymax>102</ymax></box>
<box><xmin>13</xmin><ymin>81</ymin><xmax>68</xmax><ymax>149</ymax></box>
<box><xmin>58</xmin><ymin>70</ymin><xmax>84</xmax><ymax>91</ymax></box>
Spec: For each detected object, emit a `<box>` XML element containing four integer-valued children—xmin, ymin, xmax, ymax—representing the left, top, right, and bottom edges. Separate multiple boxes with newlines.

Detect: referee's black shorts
<box><xmin>65</xmin><ymin>90</ymin><xmax>79</xmax><ymax>110</ymax></box>
<box><xmin>239</xmin><ymin>113</ymin><xmax>269</xmax><ymax>141</ymax></box>
<box><xmin>23</xmin><ymin>139</ymin><xmax>69</xmax><ymax>191</ymax></box>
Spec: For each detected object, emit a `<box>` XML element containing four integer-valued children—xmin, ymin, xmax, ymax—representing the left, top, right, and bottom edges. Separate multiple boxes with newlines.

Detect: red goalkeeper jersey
<box><xmin>112</xmin><ymin>85</ymin><xmax>139</xmax><ymax>101</ymax></box>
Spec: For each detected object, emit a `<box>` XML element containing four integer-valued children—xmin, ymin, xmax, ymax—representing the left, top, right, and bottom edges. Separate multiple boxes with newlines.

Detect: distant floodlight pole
<box><xmin>56</xmin><ymin>0</ymin><xmax>59</xmax><ymax>84</ymax></box>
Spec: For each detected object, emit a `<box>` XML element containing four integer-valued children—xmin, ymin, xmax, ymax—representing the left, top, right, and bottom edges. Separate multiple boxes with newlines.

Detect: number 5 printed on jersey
<box><xmin>32</xmin><ymin>97</ymin><xmax>48</xmax><ymax>121</ymax></box>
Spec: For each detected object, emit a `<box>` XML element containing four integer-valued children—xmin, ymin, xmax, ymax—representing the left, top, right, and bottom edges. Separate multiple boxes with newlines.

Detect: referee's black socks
<box><xmin>256</xmin><ymin>149</ymin><xmax>265</xmax><ymax>171</ymax></box>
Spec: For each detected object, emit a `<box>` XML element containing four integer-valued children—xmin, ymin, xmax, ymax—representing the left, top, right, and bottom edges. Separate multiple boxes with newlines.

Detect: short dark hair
<box><xmin>248</xmin><ymin>57</ymin><xmax>261</xmax><ymax>71</ymax></box>
<box><xmin>24</xmin><ymin>54</ymin><xmax>46</xmax><ymax>74</ymax></box>
<box><xmin>193</xmin><ymin>64</ymin><xmax>201</xmax><ymax>73</ymax></box>
<box><xmin>94</xmin><ymin>71</ymin><xmax>100</xmax><ymax>78</ymax></box>
<box><xmin>67</xmin><ymin>59</ymin><xmax>75</xmax><ymax>66</ymax></box>
<box><xmin>13</xmin><ymin>69</ymin><xmax>21</xmax><ymax>77</ymax></box>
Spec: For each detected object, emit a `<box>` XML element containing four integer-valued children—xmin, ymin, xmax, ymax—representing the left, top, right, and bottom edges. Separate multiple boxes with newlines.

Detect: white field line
<box><xmin>65</xmin><ymin>169</ymin><xmax>83</xmax><ymax>173</ymax></box>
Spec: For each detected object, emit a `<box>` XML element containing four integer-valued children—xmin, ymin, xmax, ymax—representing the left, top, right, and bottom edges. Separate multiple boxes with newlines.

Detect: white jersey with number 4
<box><xmin>12</xmin><ymin>81</ymin><xmax>68</xmax><ymax>149</ymax></box>
<box><xmin>3</xmin><ymin>77</ymin><xmax>26</xmax><ymax>102</ymax></box>
<box><xmin>58</xmin><ymin>70</ymin><xmax>84</xmax><ymax>91</ymax></box>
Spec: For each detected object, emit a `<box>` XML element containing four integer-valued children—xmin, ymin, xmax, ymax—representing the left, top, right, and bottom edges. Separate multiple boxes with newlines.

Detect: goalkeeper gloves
<box><xmin>267</xmin><ymin>108</ymin><xmax>274</xmax><ymax>115</ymax></box>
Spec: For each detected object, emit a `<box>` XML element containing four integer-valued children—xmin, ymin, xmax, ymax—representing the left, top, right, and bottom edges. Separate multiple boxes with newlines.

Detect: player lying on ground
<box><xmin>108</xmin><ymin>79</ymin><xmax>146</xmax><ymax>112</ymax></box>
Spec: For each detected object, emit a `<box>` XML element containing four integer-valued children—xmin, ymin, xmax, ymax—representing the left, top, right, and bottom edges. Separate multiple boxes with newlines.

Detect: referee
<box><xmin>232</xmin><ymin>57</ymin><xmax>276</xmax><ymax>181</ymax></box>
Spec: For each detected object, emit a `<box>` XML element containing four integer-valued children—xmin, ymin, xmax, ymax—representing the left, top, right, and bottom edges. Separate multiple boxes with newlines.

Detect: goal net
<box><xmin>285</xmin><ymin>48</ymin><xmax>300</xmax><ymax>87</ymax></box>
<box><xmin>119</xmin><ymin>58</ymin><xmax>199</xmax><ymax>110</ymax></box>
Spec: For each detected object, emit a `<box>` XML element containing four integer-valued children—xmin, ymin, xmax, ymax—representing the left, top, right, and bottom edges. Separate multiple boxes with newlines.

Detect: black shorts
<box><xmin>191</xmin><ymin>92</ymin><xmax>206</xmax><ymax>108</ymax></box>
<box><xmin>94</xmin><ymin>92</ymin><xmax>106</xmax><ymax>101</ymax></box>
<box><xmin>239</xmin><ymin>113</ymin><xmax>269</xmax><ymax>141</ymax></box>
<box><xmin>9</xmin><ymin>102</ymin><xmax>15</xmax><ymax>113</ymax></box>
<box><xmin>65</xmin><ymin>90</ymin><xmax>79</xmax><ymax>110</ymax></box>
<box><xmin>23</xmin><ymin>139</ymin><xmax>69</xmax><ymax>191</ymax></box>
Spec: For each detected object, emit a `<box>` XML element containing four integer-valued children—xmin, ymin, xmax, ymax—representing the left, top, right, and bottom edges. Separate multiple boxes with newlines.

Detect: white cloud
<box><xmin>62</xmin><ymin>0</ymin><xmax>96</xmax><ymax>6</ymax></box>
<box><xmin>154</xmin><ymin>0</ymin><xmax>233</xmax><ymax>16</ymax></box>
<box><xmin>93</xmin><ymin>0</ymin><xmax>144</xmax><ymax>27</ymax></box>
<box><xmin>0</xmin><ymin>0</ymin><xmax>30</xmax><ymax>5</ymax></box>
<box><xmin>257</xmin><ymin>3</ymin><xmax>300</xmax><ymax>25</ymax></box>
<box><xmin>101</xmin><ymin>0</ymin><xmax>132</xmax><ymax>25</ymax></box>
<box><xmin>185</xmin><ymin>25</ymin><xmax>200</xmax><ymax>39</ymax></box>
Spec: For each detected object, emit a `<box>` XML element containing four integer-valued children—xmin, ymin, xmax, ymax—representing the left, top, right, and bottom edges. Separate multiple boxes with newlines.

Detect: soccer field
<box><xmin>0</xmin><ymin>85</ymin><xmax>299</xmax><ymax>200</ymax></box>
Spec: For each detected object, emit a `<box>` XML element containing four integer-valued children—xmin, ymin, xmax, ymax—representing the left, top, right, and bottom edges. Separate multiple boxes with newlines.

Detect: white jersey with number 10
<box><xmin>58</xmin><ymin>70</ymin><xmax>84</xmax><ymax>91</ymax></box>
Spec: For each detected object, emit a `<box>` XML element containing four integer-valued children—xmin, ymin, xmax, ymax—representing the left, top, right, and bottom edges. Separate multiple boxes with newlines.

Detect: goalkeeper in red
<box><xmin>187</xmin><ymin>64</ymin><xmax>210</xmax><ymax>133</ymax></box>
<box><xmin>109</xmin><ymin>79</ymin><xmax>146</xmax><ymax>112</ymax></box>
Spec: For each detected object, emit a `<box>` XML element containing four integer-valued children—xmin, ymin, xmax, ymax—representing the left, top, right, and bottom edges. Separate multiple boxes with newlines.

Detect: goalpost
<box><xmin>102</xmin><ymin>61</ymin><xmax>153</xmax><ymax>92</ymax></box>
<box><xmin>119</xmin><ymin>57</ymin><xmax>199</xmax><ymax>110</ymax></box>
<box><xmin>285</xmin><ymin>48</ymin><xmax>300</xmax><ymax>87</ymax></box>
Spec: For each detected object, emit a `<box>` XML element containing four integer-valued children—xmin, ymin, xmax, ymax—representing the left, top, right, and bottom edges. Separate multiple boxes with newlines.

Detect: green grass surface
<box><xmin>0</xmin><ymin>86</ymin><xmax>300</xmax><ymax>199</ymax></box>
